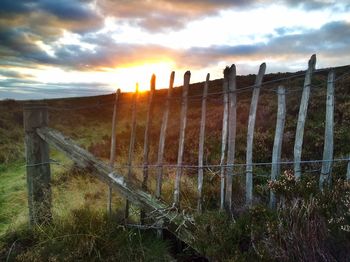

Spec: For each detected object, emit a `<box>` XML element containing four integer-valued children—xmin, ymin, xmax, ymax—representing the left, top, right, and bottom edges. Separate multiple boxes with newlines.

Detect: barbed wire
<box><xmin>25</xmin><ymin>157</ymin><xmax>350</xmax><ymax>171</ymax></box>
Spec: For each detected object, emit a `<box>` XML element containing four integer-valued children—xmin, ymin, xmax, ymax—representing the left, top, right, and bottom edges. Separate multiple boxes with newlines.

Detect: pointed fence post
<box><xmin>174</xmin><ymin>71</ymin><xmax>190</xmax><ymax>208</ymax></box>
<box><xmin>225</xmin><ymin>65</ymin><xmax>237</xmax><ymax>213</ymax></box>
<box><xmin>156</xmin><ymin>72</ymin><xmax>174</xmax><ymax>198</ymax></box>
<box><xmin>320</xmin><ymin>70</ymin><xmax>335</xmax><ymax>189</ymax></box>
<box><xmin>23</xmin><ymin>103</ymin><xmax>52</xmax><ymax>225</ymax></box>
<box><xmin>197</xmin><ymin>73</ymin><xmax>210</xmax><ymax>212</ymax></box>
<box><xmin>294</xmin><ymin>54</ymin><xmax>316</xmax><ymax>179</ymax></box>
<box><xmin>108</xmin><ymin>89</ymin><xmax>120</xmax><ymax>216</ymax></box>
<box><xmin>141</xmin><ymin>75</ymin><xmax>156</xmax><ymax>223</ymax></box>
<box><xmin>220</xmin><ymin>68</ymin><xmax>229</xmax><ymax>210</ymax></box>
<box><xmin>270</xmin><ymin>85</ymin><xmax>286</xmax><ymax>209</ymax></box>
<box><xmin>245</xmin><ymin>63</ymin><xmax>266</xmax><ymax>206</ymax></box>
<box><xmin>125</xmin><ymin>84</ymin><xmax>139</xmax><ymax>219</ymax></box>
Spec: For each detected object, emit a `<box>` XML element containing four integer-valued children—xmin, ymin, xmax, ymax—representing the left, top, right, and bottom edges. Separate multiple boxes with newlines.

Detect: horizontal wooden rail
<box><xmin>36</xmin><ymin>127</ymin><xmax>196</xmax><ymax>250</ymax></box>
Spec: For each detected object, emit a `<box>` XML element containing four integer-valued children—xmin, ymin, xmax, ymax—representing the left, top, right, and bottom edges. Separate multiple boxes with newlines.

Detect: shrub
<box><xmin>0</xmin><ymin>208</ymin><xmax>171</xmax><ymax>261</ymax></box>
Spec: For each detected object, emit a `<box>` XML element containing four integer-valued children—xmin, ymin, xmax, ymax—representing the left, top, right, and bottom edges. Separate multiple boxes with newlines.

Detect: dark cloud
<box><xmin>0</xmin><ymin>69</ymin><xmax>32</xmax><ymax>79</ymax></box>
<box><xmin>0</xmin><ymin>78</ymin><xmax>112</xmax><ymax>100</ymax></box>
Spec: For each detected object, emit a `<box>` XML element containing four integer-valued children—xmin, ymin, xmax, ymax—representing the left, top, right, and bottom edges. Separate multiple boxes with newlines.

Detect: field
<box><xmin>0</xmin><ymin>66</ymin><xmax>350</xmax><ymax>261</ymax></box>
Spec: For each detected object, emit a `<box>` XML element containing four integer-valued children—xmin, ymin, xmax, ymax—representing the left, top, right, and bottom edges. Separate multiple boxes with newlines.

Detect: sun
<box><xmin>113</xmin><ymin>60</ymin><xmax>175</xmax><ymax>92</ymax></box>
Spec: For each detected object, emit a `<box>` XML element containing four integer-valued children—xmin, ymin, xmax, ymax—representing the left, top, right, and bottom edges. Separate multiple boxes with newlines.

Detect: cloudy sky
<box><xmin>0</xmin><ymin>0</ymin><xmax>349</xmax><ymax>99</ymax></box>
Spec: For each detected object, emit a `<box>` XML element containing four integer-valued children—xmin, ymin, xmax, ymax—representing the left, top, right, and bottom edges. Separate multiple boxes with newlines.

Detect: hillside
<box><xmin>0</xmin><ymin>65</ymin><xmax>350</xmax><ymax>261</ymax></box>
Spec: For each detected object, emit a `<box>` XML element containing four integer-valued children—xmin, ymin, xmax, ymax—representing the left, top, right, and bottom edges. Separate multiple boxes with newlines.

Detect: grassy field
<box><xmin>0</xmin><ymin>66</ymin><xmax>350</xmax><ymax>260</ymax></box>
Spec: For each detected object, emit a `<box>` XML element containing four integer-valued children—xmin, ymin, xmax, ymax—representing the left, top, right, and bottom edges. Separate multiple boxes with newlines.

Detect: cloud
<box><xmin>95</xmin><ymin>0</ymin><xmax>258</xmax><ymax>32</ymax></box>
<box><xmin>0</xmin><ymin>78</ymin><xmax>112</xmax><ymax>100</ymax></box>
<box><xmin>178</xmin><ymin>21</ymin><xmax>350</xmax><ymax>68</ymax></box>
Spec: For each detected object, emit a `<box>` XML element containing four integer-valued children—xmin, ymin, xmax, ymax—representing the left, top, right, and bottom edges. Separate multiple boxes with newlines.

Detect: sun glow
<box><xmin>113</xmin><ymin>61</ymin><xmax>175</xmax><ymax>92</ymax></box>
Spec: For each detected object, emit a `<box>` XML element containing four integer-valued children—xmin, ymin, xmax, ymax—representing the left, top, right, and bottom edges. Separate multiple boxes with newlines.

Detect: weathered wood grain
<box><xmin>125</xmin><ymin>84</ymin><xmax>139</xmax><ymax>219</ymax></box>
<box><xmin>141</xmin><ymin>75</ymin><xmax>156</xmax><ymax>223</ymax></box>
<box><xmin>270</xmin><ymin>86</ymin><xmax>286</xmax><ymax>208</ymax></box>
<box><xmin>174</xmin><ymin>71</ymin><xmax>191</xmax><ymax>207</ymax></box>
<box><xmin>246</xmin><ymin>63</ymin><xmax>266</xmax><ymax>206</ymax></box>
<box><xmin>220</xmin><ymin>67</ymin><xmax>229</xmax><ymax>210</ymax></box>
<box><xmin>320</xmin><ymin>70</ymin><xmax>335</xmax><ymax>189</ymax></box>
<box><xmin>23</xmin><ymin>104</ymin><xmax>52</xmax><ymax>225</ymax></box>
<box><xmin>197</xmin><ymin>73</ymin><xmax>209</xmax><ymax>212</ymax></box>
<box><xmin>108</xmin><ymin>89</ymin><xmax>120</xmax><ymax>216</ymax></box>
<box><xmin>294</xmin><ymin>54</ymin><xmax>316</xmax><ymax>179</ymax></box>
<box><xmin>156</xmin><ymin>72</ymin><xmax>174</xmax><ymax>198</ymax></box>
<box><xmin>225</xmin><ymin>65</ymin><xmax>237</xmax><ymax>213</ymax></box>
<box><xmin>36</xmin><ymin>127</ymin><xmax>197</xmax><ymax>251</ymax></box>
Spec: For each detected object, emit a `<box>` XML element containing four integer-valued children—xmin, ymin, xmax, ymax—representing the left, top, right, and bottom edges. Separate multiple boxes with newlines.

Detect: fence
<box><xmin>23</xmin><ymin>54</ymin><xmax>350</xmax><ymax>249</ymax></box>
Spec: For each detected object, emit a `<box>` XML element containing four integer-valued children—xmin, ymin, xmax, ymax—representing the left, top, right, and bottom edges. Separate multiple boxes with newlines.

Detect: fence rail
<box><xmin>23</xmin><ymin>54</ymin><xmax>350</xmax><ymax>251</ymax></box>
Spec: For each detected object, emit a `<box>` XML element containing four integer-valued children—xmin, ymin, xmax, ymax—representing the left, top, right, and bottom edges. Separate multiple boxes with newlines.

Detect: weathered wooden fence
<box><xmin>23</xmin><ymin>54</ymin><xmax>350</xmax><ymax>250</ymax></box>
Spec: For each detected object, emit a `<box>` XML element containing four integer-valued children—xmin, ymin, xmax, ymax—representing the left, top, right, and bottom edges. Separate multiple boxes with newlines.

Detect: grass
<box><xmin>0</xmin><ymin>207</ymin><xmax>172</xmax><ymax>261</ymax></box>
<box><xmin>0</xmin><ymin>162</ymin><xmax>27</xmax><ymax>236</ymax></box>
<box><xmin>1</xmin><ymin>65</ymin><xmax>350</xmax><ymax>260</ymax></box>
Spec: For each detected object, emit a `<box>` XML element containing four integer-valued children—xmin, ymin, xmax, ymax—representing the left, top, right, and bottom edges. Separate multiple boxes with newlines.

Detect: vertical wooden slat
<box><xmin>108</xmin><ymin>89</ymin><xmax>120</xmax><ymax>216</ymax></box>
<box><xmin>347</xmin><ymin>156</ymin><xmax>350</xmax><ymax>182</ymax></box>
<box><xmin>294</xmin><ymin>54</ymin><xmax>316</xmax><ymax>179</ymax></box>
<box><xmin>225</xmin><ymin>65</ymin><xmax>237</xmax><ymax>213</ymax></box>
<box><xmin>320</xmin><ymin>70</ymin><xmax>335</xmax><ymax>189</ymax></box>
<box><xmin>23</xmin><ymin>103</ymin><xmax>52</xmax><ymax>225</ymax></box>
<box><xmin>245</xmin><ymin>63</ymin><xmax>266</xmax><ymax>206</ymax></box>
<box><xmin>125</xmin><ymin>84</ymin><xmax>139</xmax><ymax>219</ymax></box>
<box><xmin>141</xmin><ymin>75</ymin><xmax>156</xmax><ymax>223</ymax></box>
<box><xmin>156</xmin><ymin>72</ymin><xmax>175</xmax><ymax>198</ymax></box>
<box><xmin>173</xmin><ymin>71</ymin><xmax>191</xmax><ymax>207</ymax></box>
<box><xmin>220</xmin><ymin>67</ymin><xmax>229</xmax><ymax>210</ymax></box>
<box><xmin>197</xmin><ymin>73</ymin><xmax>210</xmax><ymax>212</ymax></box>
<box><xmin>270</xmin><ymin>85</ymin><xmax>286</xmax><ymax>209</ymax></box>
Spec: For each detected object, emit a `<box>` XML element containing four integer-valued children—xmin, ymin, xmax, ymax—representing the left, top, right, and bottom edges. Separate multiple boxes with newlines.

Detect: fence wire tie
<box><xmin>25</xmin><ymin>159</ymin><xmax>60</xmax><ymax>167</ymax></box>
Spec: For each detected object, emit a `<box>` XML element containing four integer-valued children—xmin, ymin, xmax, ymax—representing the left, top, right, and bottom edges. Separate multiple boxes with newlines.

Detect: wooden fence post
<box><xmin>141</xmin><ymin>74</ymin><xmax>156</xmax><ymax>223</ymax></box>
<box><xmin>270</xmin><ymin>85</ymin><xmax>286</xmax><ymax>208</ymax></box>
<box><xmin>320</xmin><ymin>70</ymin><xmax>335</xmax><ymax>189</ymax></box>
<box><xmin>225</xmin><ymin>64</ymin><xmax>237</xmax><ymax>213</ymax></box>
<box><xmin>197</xmin><ymin>73</ymin><xmax>210</xmax><ymax>212</ymax></box>
<box><xmin>245</xmin><ymin>63</ymin><xmax>266</xmax><ymax>206</ymax></box>
<box><xmin>294</xmin><ymin>54</ymin><xmax>316</xmax><ymax>179</ymax></box>
<box><xmin>108</xmin><ymin>89</ymin><xmax>120</xmax><ymax>216</ymax></box>
<box><xmin>347</xmin><ymin>155</ymin><xmax>350</xmax><ymax>182</ymax></box>
<box><xmin>220</xmin><ymin>67</ymin><xmax>229</xmax><ymax>210</ymax></box>
<box><xmin>23</xmin><ymin>103</ymin><xmax>52</xmax><ymax>225</ymax></box>
<box><xmin>125</xmin><ymin>84</ymin><xmax>139</xmax><ymax>219</ymax></box>
<box><xmin>156</xmin><ymin>72</ymin><xmax>175</xmax><ymax>198</ymax></box>
<box><xmin>174</xmin><ymin>71</ymin><xmax>190</xmax><ymax>208</ymax></box>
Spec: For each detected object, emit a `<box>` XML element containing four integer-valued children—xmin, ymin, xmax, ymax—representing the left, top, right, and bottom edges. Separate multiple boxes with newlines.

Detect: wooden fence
<box><xmin>23</xmin><ymin>54</ymin><xmax>350</xmax><ymax>250</ymax></box>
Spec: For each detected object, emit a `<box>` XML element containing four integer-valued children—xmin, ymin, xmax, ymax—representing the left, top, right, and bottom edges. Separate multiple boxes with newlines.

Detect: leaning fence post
<box><xmin>197</xmin><ymin>73</ymin><xmax>210</xmax><ymax>212</ymax></box>
<box><xmin>141</xmin><ymin>74</ymin><xmax>156</xmax><ymax>223</ymax></box>
<box><xmin>294</xmin><ymin>54</ymin><xmax>316</xmax><ymax>179</ymax></box>
<box><xmin>320</xmin><ymin>70</ymin><xmax>335</xmax><ymax>189</ymax></box>
<box><xmin>125</xmin><ymin>84</ymin><xmax>139</xmax><ymax>219</ymax></box>
<box><xmin>23</xmin><ymin>103</ymin><xmax>52</xmax><ymax>225</ymax></box>
<box><xmin>156</xmin><ymin>72</ymin><xmax>174</xmax><ymax>198</ymax></box>
<box><xmin>108</xmin><ymin>89</ymin><xmax>120</xmax><ymax>216</ymax></box>
<box><xmin>225</xmin><ymin>64</ymin><xmax>237</xmax><ymax>213</ymax></box>
<box><xmin>220</xmin><ymin>68</ymin><xmax>229</xmax><ymax>210</ymax></box>
<box><xmin>270</xmin><ymin>85</ymin><xmax>286</xmax><ymax>209</ymax></box>
<box><xmin>246</xmin><ymin>63</ymin><xmax>266</xmax><ymax>206</ymax></box>
<box><xmin>174</xmin><ymin>71</ymin><xmax>190</xmax><ymax>208</ymax></box>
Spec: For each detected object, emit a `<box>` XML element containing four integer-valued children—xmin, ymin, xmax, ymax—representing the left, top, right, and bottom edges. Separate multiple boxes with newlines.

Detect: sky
<box><xmin>0</xmin><ymin>0</ymin><xmax>349</xmax><ymax>100</ymax></box>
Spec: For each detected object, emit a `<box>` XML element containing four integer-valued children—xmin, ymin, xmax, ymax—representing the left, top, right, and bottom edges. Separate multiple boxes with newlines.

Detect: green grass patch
<box><xmin>0</xmin><ymin>162</ymin><xmax>27</xmax><ymax>236</ymax></box>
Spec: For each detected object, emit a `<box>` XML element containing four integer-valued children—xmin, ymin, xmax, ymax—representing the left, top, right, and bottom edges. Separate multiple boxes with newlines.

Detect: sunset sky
<box><xmin>0</xmin><ymin>0</ymin><xmax>349</xmax><ymax>99</ymax></box>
